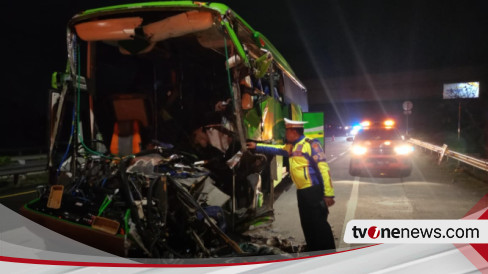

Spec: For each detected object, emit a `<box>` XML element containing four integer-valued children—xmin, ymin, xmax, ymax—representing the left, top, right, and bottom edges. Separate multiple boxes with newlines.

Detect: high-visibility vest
<box><xmin>255</xmin><ymin>136</ymin><xmax>334</xmax><ymax>197</ymax></box>
<box><xmin>110</xmin><ymin>121</ymin><xmax>141</xmax><ymax>155</ymax></box>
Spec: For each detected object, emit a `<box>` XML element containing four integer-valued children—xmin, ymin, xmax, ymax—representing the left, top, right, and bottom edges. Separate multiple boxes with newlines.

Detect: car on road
<box><xmin>348</xmin><ymin>120</ymin><xmax>413</xmax><ymax>177</ymax></box>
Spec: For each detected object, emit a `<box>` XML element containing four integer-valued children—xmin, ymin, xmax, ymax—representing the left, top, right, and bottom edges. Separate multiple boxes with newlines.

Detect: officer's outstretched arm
<box><xmin>255</xmin><ymin>143</ymin><xmax>291</xmax><ymax>157</ymax></box>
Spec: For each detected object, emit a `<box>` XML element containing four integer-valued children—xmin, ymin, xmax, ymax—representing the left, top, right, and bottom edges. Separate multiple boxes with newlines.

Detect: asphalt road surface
<box><xmin>268</xmin><ymin>136</ymin><xmax>488</xmax><ymax>251</ymax></box>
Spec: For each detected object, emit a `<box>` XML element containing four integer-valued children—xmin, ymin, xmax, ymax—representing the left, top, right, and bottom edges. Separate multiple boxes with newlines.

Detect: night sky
<box><xmin>2</xmin><ymin>0</ymin><xmax>487</xmax><ymax>152</ymax></box>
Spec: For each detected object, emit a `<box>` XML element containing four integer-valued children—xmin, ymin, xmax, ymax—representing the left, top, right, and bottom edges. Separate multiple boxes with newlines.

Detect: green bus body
<box><xmin>32</xmin><ymin>2</ymin><xmax>310</xmax><ymax>257</ymax></box>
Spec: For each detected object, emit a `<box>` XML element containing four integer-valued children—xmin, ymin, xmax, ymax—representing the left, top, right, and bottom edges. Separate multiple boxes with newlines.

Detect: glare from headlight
<box><xmin>352</xmin><ymin>145</ymin><xmax>367</xmax><ymax>155</ymax></box>
<box><xmin>394</xmin><ymin>145</ymin><xmax>414</xmax><ymax>155</ymax></box>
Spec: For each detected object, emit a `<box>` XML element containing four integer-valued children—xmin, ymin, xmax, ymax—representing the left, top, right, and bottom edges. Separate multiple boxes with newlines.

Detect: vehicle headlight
<box><xmin>352</xmin><ymin>145</ymin><xmax>367</xmax><ymax>155</ymax></box>
<box><xmin>394</xmin><ymin>145</ymin><xmax>414</xmax><ymax>155</ymax></box>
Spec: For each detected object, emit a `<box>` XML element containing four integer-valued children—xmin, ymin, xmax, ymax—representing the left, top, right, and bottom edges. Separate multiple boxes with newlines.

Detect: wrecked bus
<box><xmin>21</xmin><ymin>2</ymin><xmax>309</xmax><ymax>258</ymax></box>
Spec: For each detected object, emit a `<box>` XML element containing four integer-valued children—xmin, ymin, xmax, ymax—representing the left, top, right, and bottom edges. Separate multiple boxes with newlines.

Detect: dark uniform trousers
<box><xmin>297</xmin><ymin>185</ymin><xmax>336</xmax><ymax>252</ymax></box>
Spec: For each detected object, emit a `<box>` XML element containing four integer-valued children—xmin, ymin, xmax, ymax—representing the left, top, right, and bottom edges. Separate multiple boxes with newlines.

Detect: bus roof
<box><xmin>70</xmin><ymin>1</ymin><xmax>306</xmax><ymax>91</ymax></box>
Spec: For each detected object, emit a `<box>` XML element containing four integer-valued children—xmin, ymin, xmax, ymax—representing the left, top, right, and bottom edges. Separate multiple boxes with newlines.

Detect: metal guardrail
<box><xmin>0</xmin><ymin>154</ymin><xmax>47</xmax><ymax>185</ymax></box>
<box><xmin>408</xmin><ymin>138</ymin><xmax>488</xmax><ymax>172</ymax></box>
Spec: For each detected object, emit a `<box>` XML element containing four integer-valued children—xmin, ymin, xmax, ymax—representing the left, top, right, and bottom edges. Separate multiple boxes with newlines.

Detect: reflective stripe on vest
<box><xmin>291</xmin><ymin>139</ymin><xmax>324</xmax><ymax>187</ymax></box>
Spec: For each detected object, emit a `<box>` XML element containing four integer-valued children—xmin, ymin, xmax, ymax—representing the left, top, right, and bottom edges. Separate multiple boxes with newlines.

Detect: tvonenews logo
<box><xmin>344</xmin><ymin>220</ymin><xmax>488</xmax><ymax>244</ymax></box>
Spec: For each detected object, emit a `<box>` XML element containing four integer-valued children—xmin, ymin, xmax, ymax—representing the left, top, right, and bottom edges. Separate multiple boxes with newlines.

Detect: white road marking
<box><xmin>328</xmin><ymin>150</ymin><xmax>349</xmax><ymax>164</ymax></box>
<box><xmin>339</xmin><ymin>176</ymin><xmax>360</xmax><ymax>250</ymax></box>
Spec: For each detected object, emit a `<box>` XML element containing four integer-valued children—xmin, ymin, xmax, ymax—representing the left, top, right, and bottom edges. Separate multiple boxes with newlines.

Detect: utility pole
<box><xmin>402</xmin><ymin>101</ymin><xmax>413</xmax><ymax>136</ymax></box>
<box><xmin>457</xmin><ymin>101</ymin><xmax>461</xmax><ymax>141</ymax></box>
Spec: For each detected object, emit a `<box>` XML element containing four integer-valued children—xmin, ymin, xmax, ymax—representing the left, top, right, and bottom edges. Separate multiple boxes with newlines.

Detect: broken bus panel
<box><xmin>22</xmin><ymin>2</ymin><xmax>309</xmax><ymax>258</ymax></box>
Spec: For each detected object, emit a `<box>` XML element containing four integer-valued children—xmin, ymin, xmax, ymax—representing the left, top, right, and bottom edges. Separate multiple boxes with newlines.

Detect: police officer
<box><xmin>247</xmin><ymin>118</ymin><xmax>336</xmax><ymax>252</ymax></box>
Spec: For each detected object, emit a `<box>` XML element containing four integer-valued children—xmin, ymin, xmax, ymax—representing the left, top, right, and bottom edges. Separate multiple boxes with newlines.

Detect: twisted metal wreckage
<box><xmin>21</xmin><ymin>2</ymin><xmax>309</xmax><ymax>258</ymax></box>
